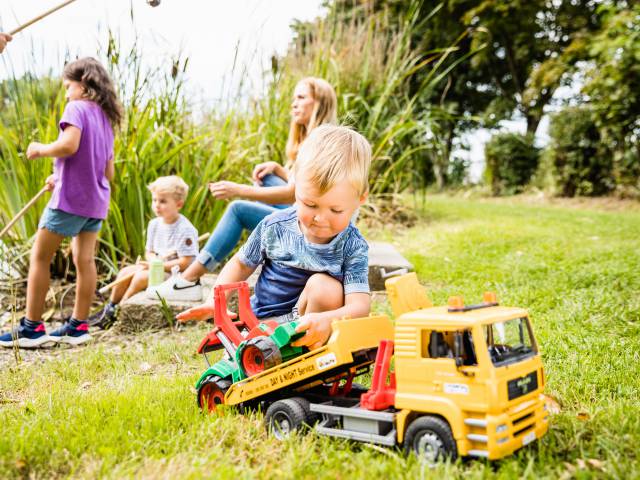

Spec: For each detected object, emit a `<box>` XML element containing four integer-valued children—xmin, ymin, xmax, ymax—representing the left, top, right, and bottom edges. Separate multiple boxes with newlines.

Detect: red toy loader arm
<box><xmin>360</xmin><ymin>340</ymin><xmax>396</xmax><ymax>410</ymax></box>
<box><xmin>213</xmin><ymin>282</ymin><xmax>260</xmax><ymax>346</ymax></box>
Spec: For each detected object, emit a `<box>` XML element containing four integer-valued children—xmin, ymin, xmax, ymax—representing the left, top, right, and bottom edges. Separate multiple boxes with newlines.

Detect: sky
<box><xmin>1</xmin><ymin>0</ymin><xmax>325</xmax><ymax>103</ymax></box>
<box><xmin>1</xmin><ymin>0</ymin><xmax>562</xmax><ymax>182</ymax></box>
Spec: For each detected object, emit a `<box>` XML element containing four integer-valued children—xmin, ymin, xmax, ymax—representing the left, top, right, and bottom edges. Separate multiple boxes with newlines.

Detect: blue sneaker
<box><xmin>0</xmin><ymin>318</ymin><xmax>51</xmax><ymax>348</ymax></box>
<box><xmin>49</xmin><ymin>319</ymin><xmax>92</xmax><ymax>346</ymax></box>
<box><xmin>88</xmin><ymin>302</ymin><xmax>118</xmax><ymax>330</ymax></box>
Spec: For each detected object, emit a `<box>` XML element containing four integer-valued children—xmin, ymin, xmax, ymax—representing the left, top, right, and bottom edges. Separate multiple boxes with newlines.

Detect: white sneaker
<box><xmin>146</xmin><ymin>274</ymin><xmax>203</xmax><ymax>302</ymax></box>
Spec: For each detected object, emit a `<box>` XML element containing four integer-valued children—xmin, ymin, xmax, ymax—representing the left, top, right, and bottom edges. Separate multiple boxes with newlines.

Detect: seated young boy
<box><xmin>179</xmin><ymin>125</ymin><xmax>371</xmax><ymax>349</ymax></box>
<box><xmin>91</xmin><ymin>175</ymin><xmax>198</xmax><ymax>328</ymax></box>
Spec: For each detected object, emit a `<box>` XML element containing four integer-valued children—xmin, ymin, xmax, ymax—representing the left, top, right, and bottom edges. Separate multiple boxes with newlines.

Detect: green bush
<box><xmin>547</xmin><ymin>106</ymin><xmax>614</xmax><ymax>197</ymax></box>
<box><xmin>484</xmin><ymin>132</ymin><xmax>540</xmax><ymax>195</ymax></box>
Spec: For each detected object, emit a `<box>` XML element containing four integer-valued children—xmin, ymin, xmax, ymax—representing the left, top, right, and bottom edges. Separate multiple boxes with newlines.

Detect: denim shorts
<box><xmin>38</xmin><ymin>207</ymin><xmax>103</xmax><ymax>237</ymax></box>
<box><xmin>265</xmin><ymin>306</ymin><xmax>300</xmax><ymax>325</ymax></box>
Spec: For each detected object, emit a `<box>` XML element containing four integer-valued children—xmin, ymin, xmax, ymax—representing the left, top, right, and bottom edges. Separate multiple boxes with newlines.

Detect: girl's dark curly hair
<box><xmin>63</xmin><ymin>57</ymin><xmax>123</xmax><ymax>128</ymax></box>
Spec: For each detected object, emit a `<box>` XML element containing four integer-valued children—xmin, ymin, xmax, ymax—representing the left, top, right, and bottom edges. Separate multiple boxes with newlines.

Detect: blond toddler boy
<box><xmin>91</xmin><ymin>175</ymin><xmax>198</xmax><ymax>328</ymax></box>
<box><xmin>179</xmin><ymin>125</ymin><xmax>371</xmax><ymax>349</ymax></box>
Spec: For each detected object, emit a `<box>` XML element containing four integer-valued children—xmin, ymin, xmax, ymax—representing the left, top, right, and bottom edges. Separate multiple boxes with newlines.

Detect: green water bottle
<box><xmin>148</xmin><ymin>258</ymin><xmax>165</xmax><ymax>286</ymax></box>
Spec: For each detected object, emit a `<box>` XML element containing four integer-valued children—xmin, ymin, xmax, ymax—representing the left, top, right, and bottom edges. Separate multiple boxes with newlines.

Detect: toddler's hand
<box><xmin>176</xmin><ymin>302</ymin><xmax>216</xmax><ymax>323</ymax></box>
<box><xmin>292</xmin><ymin>313</ymin><xmax>334</xmax><ymax>350</ymax></box>
<box><xmin>26</xmin><ymin>142</ymin><xmax>45</xmax><ymax>160</ymax></box>
<box><xmin>176</xmin><ymin>303</ymin><xmax>237</xmax><ymax>323</ymax></box>
<box><xmin>44</xmin><ymin>174</ymin><xmax>56</xmax><ymax>192</ymax></box>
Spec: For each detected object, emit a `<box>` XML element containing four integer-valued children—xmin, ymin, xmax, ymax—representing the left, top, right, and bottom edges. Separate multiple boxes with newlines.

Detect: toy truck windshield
<box><xmin>484</xmin><ymin>316</ymin><xmax>536</xmax><ymax>366</ymax></box>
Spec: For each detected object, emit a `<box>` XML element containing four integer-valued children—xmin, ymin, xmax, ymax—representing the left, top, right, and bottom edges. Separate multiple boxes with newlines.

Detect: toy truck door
<box><xmin>395</xmin><ymin>327</ymin><xmax>487</xmax><ymax>409</ymax></box>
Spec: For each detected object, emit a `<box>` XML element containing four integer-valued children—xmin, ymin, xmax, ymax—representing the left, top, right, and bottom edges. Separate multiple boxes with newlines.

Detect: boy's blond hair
<box><xmin>294</xmin><ymin>125</ymin><xmax>371</xmax><ymax>196</ymax></box>
<box><xmin>147</xmin><ymin>175</ymin><xmax>189</xmax><ymax>202</ymax></box>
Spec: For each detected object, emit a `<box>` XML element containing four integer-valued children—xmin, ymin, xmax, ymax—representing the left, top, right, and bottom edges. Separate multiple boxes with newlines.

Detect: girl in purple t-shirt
<box><xmin>0</xmin><ymin>58</ymin><xmax>123</xmax><ymax>349</ymax></box>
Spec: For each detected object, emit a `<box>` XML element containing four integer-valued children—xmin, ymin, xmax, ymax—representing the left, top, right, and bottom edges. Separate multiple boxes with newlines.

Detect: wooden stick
<box><xmin>97</xmin><ymin>232</ymin><xmax>211</xmax><ymax>294</ymax></box>
<box><xmin>9</xmin><ymin>0</ymin><xmax>78</xmax><ymax>36</ymax></box>
<box><xmin>0</xmin><ymin>187</ymin><xmax>48</xmax><ymax>239</ymax></box>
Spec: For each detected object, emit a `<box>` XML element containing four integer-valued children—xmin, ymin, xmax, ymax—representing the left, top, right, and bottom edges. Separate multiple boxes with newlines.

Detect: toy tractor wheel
<box><xmin>265</xmin><ymin>397</ymin><xmax>317</xmax><ymax>440</ymax></box>
<box><xmin>404</xmin><ymin>416</ymin><xmax>457</xmax><ymax>464</ymax></box>
<box><xmin>197</xmin><ymin>375</ymin><xmax>232</xmax><ymax>413</ymax></box>
<box><xmin>239</xmin><ymin>336</ymin><xmax>282</xmax><ymax>377</ymax></box>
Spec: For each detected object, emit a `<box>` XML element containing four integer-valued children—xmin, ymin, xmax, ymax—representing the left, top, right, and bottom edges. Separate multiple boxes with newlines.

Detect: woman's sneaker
<box><xmin>146</xmin><ymin>275</ymin><xmax>203</xmax><ymax>302</ymax></box>
<box><xmin>49</xmin><ymin>319</ymin><xmax>92</xmax><ymax>345</ymax></box>
<box><xmin>0</xmin><ymin>318</ymin><xmax>51</xmax><ymax>348</ymax></box>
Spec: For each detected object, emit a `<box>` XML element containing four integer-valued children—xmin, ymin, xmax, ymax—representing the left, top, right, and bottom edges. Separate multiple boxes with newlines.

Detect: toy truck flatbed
<box><xmin>222</xmin><ymin>315</ymin><xmax>395</xmax><ymax>407</ymax></box>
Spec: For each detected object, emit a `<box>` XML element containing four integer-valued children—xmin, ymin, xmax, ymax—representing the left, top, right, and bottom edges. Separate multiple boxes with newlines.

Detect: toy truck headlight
<box><xmin>496</xmin><ymin>424</ymin><xmax>508</xmax><ymax>433</ymax></box>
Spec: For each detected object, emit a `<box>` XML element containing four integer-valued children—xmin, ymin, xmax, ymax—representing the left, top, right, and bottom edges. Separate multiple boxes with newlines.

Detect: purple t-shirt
<box><xmin>48</xmin><ymin>100</ymin><xmax>114</xmax><ymax>219</ymax></box>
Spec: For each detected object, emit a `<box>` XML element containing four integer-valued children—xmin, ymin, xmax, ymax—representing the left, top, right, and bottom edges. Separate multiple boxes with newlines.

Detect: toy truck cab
<box><xmin>301</xmin><ymin>275</ymin><xmax>548</xmax><ymax>462</ymax></box>
<box><xmin>392</xmin><ymin>299</ymin><xmax>548</xmax><ymax>460</ymax></box>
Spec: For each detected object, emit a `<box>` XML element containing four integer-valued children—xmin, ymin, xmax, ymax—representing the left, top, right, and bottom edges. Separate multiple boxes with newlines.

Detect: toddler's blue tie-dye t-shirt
<box><xmin>238</xmin><ymin>207</ymin><xmax>369</xmax><ymax>319</ymax></box>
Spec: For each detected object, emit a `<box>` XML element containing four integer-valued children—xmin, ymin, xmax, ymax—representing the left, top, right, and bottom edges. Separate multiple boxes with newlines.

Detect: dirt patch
<box><xmin>0</xmin><ymin>323</ymin><xmax>198</xmax><ymax>370</ymax></box>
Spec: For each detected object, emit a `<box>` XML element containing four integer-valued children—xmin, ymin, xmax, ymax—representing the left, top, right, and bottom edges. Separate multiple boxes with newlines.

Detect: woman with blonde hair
<box><xmin>110</xmin><ymin>77</ymin><xmax>337</xmax><ymax>309</ymax></box>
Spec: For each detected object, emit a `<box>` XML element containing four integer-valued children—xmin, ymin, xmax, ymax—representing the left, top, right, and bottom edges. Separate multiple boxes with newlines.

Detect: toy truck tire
<box><xmin>239</xmin><ymin>336</ymin><xmax>283</xmax><ymax>377</ymax></box>
<box><xmin>197</xmin><ymin>375</ymin><xmax>232</xmax><ymax>413</ymax></box>
<box><xmin>404</xmin><ymin>416</ymin><xmax>458</xmax><ymax>463</ymax></box>
<box><xmin>265</xmin><ymin>397</ymin><xmax>317</xmax><ymax>440</ymax></box>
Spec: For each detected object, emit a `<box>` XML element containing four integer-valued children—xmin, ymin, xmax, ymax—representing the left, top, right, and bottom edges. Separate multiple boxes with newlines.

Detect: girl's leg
<box><xmin>186</xmin><ymin>200</ymin><xmax>276</xmax><ymax>280</ymax></box>
<box><xmin>110</xmin><ymin>264</ymin><xmax>144</xmax><ymax>304</ymax></box>
<box><xmin>71</xmin><ymin>230</ymin><xmax>99</xmax><ymax>320</ymax></box>
<box><xmin>26</xmin><ymin>228</ymin><xmax>65</xmax><ymax>322</ymax></box>
<box><xmin>122</xmin><ymin>270</ymin><xmax>149</xmax><ymax>302</ymax></box>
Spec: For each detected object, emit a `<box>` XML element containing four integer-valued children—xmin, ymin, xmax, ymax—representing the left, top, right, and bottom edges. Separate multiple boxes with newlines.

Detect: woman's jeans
<box><xmin>196</xmin><ymin>174</ymin><xmax>290</xmax><ymax>271</ymax></box>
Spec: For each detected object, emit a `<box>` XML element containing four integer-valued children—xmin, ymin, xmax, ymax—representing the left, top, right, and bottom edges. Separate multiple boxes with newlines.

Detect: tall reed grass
<box><xmin>0</xmin><ymin>0</ymin><xmax>468</xmax><ymax>280</ymax></box>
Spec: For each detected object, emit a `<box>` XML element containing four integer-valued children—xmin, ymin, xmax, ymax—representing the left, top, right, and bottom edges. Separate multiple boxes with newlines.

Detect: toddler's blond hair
<box><xmin>147</xmin><ymin>175</ymin><xmax>189</xmax><ymax>202</ymax></box>
<box><xmin>294</xmin><ymin>125</ymin><xmax>371</xmax><ymax>196</ymax></box>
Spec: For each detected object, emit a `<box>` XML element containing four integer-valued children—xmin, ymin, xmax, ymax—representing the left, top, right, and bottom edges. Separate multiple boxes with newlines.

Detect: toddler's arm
<box><xmin>215</xmin><ymin>254</ymin><xmax>256</xmax><ymax>286</ymax></box>
<box><xmin>293</xmin><ymin>292</ymin><xmax>371</xmax><ymax>350</ymax></box>
<box><xmin>163</xmin><ymin>255</ymin><xmax>194</xmax><ymax>273</ymax></box>
<box><xmin>26</xmin><ymin>126</ymin><xmax>81</xmax><ymax>159</ymax></box>
<box><xmin>176</xmin><ymin>254</ymin><xmax>256</xmax><ymax>322</ymax></box>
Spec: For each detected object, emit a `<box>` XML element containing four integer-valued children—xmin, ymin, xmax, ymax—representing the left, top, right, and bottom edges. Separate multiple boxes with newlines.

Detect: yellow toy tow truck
<box><xmin>196</xmin><ymin>273</ymin><xmax>549</xmax><ymax>462</ymax></box>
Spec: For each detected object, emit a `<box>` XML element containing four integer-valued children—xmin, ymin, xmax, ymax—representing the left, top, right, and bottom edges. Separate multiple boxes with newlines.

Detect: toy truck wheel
<box><xmin>240</xmin><ymin>336</ymin><xmax>283</xmax><ymax>377</ymax></box>
<box><xmin>265</xmin><ymin>397</ymin><xmax>316</xmax><ymax>440</ymax></box>
<box><xmin>404</xmin><ymin>416</ymin><xmax>457</xmax><ymax>464</ymax></box>
<box><xmin>197</xmin><ymin>375</ymin><xmax>232</xmax><ymax>413</ymax></box>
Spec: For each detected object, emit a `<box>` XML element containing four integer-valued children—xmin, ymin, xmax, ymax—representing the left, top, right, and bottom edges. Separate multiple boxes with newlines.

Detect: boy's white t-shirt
<box><xmin>145</xmin><ymin>214</ymin><xmax>199</xmax><ymax>258</ymax></box>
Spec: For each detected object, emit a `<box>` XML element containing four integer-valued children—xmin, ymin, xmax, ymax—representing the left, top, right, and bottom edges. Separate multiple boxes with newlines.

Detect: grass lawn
<box><xmin>1</xmin><ymin>195</ymin><xmax>639</xmax><ymax>479</ymax></box>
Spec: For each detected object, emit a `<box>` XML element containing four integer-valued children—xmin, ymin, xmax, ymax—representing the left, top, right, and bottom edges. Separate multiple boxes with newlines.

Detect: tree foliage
<box><xmin>484</xmin><ymin>132</ymin><xmax>539</xmax><ymax>195</ymax></box>
<box><xmin>580</xmin><ymin>3</ymin><xmax>640</xmax><ymax>196</ymax></box>
<box><xmin>547</xmin><ymin>106</ymin><xmax>614</xmax><ymax>197</ymax></box>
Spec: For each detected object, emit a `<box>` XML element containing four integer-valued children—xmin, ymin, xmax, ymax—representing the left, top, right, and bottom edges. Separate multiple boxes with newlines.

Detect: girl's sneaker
<box><xmin>0</xmin><ymin>318</ymin><xmax>51</xmax><ymax>348</ymax></box>
<box><xmin>49</xmin><ymin>319</ymin><xmax>92</xmax><ymax>345</ymax></box>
